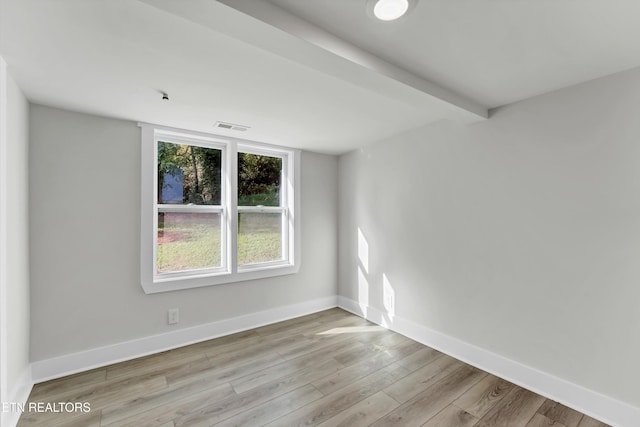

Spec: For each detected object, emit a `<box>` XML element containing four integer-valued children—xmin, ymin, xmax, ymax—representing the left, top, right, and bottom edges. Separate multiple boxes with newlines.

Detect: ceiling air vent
<box><xmin>214</xmin><ymin>121</ymin><xmax>250</xmax><ymax>132</ymax></box>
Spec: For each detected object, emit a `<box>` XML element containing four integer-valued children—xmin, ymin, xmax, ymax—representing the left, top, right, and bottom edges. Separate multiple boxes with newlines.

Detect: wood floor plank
<box><xmin>383</xmin><ymin>354</ymin><xmax>462</xmax><ymax>403</ymax></box>
<box><xmin>453</xmin><ymin>374</ymin><xmax>516</xmax><ymax>418</ymax></box>
<box><xmin>167</xmin><ymin>350</ymin><xmax>284</xmax><ymax>388</ymax></box>
<box><xmin>102</xmin><ymin>385</ymin><xmax>232</xmax><ymax>427</ymax></box>
<box><xmin>537</xmin><ymin>400</ymin><xmax>585</xmax><ymax>427</ymax></box>
<box><xmin>17</xmin><ymin>409</ymin><xmax>102</xmax><ymax>427</ymax></box>
<box><xmin>277</xmin><ymin>330</ymin><xmax>362</xmax><ymax>363</ymax></box>
<box><xmin>269</xmin><ymin>331</ymin><xmax>356</xmax><ymax>360</ymax></box>
<box><xmin>420</xmin><ymin>404</ymin><xmax>478</xmax><ymax>427</ymax></box>
<box><xmin>370</xmin><ymin>365</ymin><xmax>486</xmax><ymax>427</ymax></box>
<box><xmin>577</xmin><ymin>415</ymin><xmax>610</xmax><ymax>427</ymax></box>
<box><xmin>212</xmin><ymin>384</ymin><xmax>323</xmax><ymax>427</ymax></box>
<box><xmin>276</xmin><ymin>330</ymin><xmax>362</xmax><ymax>361</ymax></box>
<box><xmin>185</xmin><ymin>330</ymin><xmax>261</xmax><ymax>356</ymax></box>
<box><xmin>75</xmin><ymin>372</ymin><xmax>168</xmax><ymax>409</ymax></box>
<box><xmin>229</xmin><ymin>348</ymin><xmax>344</xmax><ymax>394</ymax></box>
<box><xmin>53</xmin><ymin>411</ymin><xmax>102</xmax><ymax>427</ymax></box>
<box><xmin>315</xmin><ymin>391</ymin><xmax>400</xmax><ymax>427</ymax></box>
<box><xmin>331</xmin><ymin>332</ymin><xmax>409</xmax><ymax>367</ymax></box>
<box><xmin>265</xmin><ymin>362</ymin><xmax>410</xmax><ymax>427</ymax></box>
<box><xmin>106</xmin><ymin>350</ymin><xmax>203</xmax><ymax>380</ymax></box>
<box><xmin>183</xmin><ymin>329</ymin><xmax>258</xmax><ymax>353</ymax></box>
<box><xmin>475</xmin><ymin>387</ymin><xmax>546</xmax><ymax>427</ymax></box>
<box><xmin>28</xmin><ymin>368</ymin><xmax>107</xmax><ymax>402</ymax></box>
<box><xmin>380</xmin><ymin>338</ymin><xmax>428</xmax><ymax>363</ymax></box>
<box><xmin>100</xmin><ymin>380</ymin><xmax>234</xmax><ymax>426</ymax></box>
<box><xmin>203</xmin><ymin>335</ymin><xmax>297</xmax><ymax>365</ymax></box>
<box><xmin>526</xmin><ymin>413</ymin><xmax>568</xmax><ymax>427</ymax></box>
<box><xmin>314</xmin><ymin>340</ymin><xmax>373</xmax><ymax>368</ymax></box>
<box><xmin>174</xmin><ymin>358</ymin><xmax>344</xmax><ymax>426</ymax></box>
<box><xmin>396</xmin><ymin>347</ymin><xmax>442</xmax><ymax>372</ymax></box>
<box><xmin>351</xmin><ymin>327</ymin><xmax>410</xmax><ymax>348</ymax></box>
<box><xmin>200</xmin><ymin>326</ymin><xmax>313</xmax><ymax>360</ymax></box>
<box><xmin>312</xmin><ymin>351</ymin><xmax>400</xmax><ymax>395</ymax></box>
<box><xmin>253</xmin><ymin>313</ymin><xmax>324</xmax><ymax>336</ymax></box>
<box><xmin>155</xmin><ymin>355</ymin><xmax>213</xmax><ymax>384</ymax></box>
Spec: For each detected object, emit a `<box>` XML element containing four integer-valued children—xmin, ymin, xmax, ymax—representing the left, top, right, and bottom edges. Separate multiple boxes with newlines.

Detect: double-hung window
<box><xmin>140</xmin><ymin>124</ymin><xmax>300</xmax><ymax>293</ymax></box>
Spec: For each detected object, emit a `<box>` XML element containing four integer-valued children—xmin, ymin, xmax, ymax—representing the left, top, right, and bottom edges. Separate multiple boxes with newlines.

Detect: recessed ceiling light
<box><xmin>373</xmin><ymin>0</ymin><xmax>409</xmax><ymax>21</ymax></box>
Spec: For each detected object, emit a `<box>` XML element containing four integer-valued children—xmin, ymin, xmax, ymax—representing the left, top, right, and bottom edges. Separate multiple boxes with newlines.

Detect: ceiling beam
<box><xmin>217</xmin><ymin>0</ymin><xmax>488</xmax><ymax>119</ymax></box>
<box><xmin>140</xmin><ymin>0</ymin><xmax>488</xmax><ymax>121</ymax></box>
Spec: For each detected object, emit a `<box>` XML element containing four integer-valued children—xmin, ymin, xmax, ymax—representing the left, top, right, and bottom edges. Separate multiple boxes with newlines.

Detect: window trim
<box><xmin>140</xmin><ymin>123</ymin><xmax>300</xmax><ymax>294</ymax></box>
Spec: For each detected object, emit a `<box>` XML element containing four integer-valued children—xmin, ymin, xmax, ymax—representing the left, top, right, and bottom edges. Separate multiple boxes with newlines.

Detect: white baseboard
<box><xmin>338</xmin><ymin>296</ymin><xmax>639</xmax><ymax>427</ymax></box>
<box><xmin>1</xmin><ymin>365</ymin><xmax>33</xmax><ymax>427</ymax></box>
<box><xmin>31</xmin><ymin>296</ymin><xmax>337</xmax><ymax>383</ymax></box>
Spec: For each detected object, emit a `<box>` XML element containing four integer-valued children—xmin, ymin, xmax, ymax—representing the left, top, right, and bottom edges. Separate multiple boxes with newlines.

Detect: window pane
<box><xmin>157</xmin><ymin>212</ymin><xmax>222</xmax><ymax>273</ymax></box>
<box><xmin>238</xmin><ymin>212</ymin><xmax>283</xmax><ymax>265</ymax></box>
<box><xmin>158</xmin><ymin>141</ymin><xmax>222</xmax><ymax>205</ymax></box>
<box><xmin>238</xmin><ymin>153</ymin><xmax>282</xmax><ymax>206</ymax></box>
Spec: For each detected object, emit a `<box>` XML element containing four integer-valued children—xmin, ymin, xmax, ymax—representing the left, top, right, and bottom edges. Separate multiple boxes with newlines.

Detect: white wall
<box><xmin>0</xmin><ymin>59</ymin><xmax>31</xmax><ymax>427</ymax></box>
<box><xmin>339</xmin><ymin>67</ymin><xmax>640</xmax><ymax>409</ymax></box>
<box><xmin>28</xmin><ymin>105</ymin><xmax>338</xmax><ymax>362</ymax></box>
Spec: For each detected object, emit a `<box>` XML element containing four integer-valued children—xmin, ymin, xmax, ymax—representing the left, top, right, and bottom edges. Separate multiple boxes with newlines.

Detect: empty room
<box><xmin>1</xmin><ymin>0</ymin><xmax>639</xmax><ymax>426</ymax></box>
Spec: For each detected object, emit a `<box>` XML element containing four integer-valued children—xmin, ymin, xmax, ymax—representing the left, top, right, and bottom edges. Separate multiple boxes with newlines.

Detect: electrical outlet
<box><xmin>168</xmin><ymin>308</ymin><xmax>179</xmax><ymax>325</ymax></box>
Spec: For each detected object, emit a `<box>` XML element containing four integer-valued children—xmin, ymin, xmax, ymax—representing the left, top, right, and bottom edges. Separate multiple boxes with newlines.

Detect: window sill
<box><xmin>141</xmin><ymin>263</ymin><xmax>300</xmax><ymax>294</ymax></box>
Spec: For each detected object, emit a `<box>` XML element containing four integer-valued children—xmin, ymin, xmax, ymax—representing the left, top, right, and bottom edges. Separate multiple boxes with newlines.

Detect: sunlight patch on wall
<box><xmin>358</xmin><ymin>228</ymin><xmax>369</xmax><ymax>273</ymax></box>
<box><xmin>383</xmin><ymin>273</ymin><xmax>395</xmax><ymax>320</ymax></box>
<box><xmin>357</xmin><ymin>265</ymin><xmax>369</xmax><ymax>315</ymax></box>
<box><xmin>357</xmin><ymin>227</ymin><xmax>371</xmax><ymax>315</ymax></box>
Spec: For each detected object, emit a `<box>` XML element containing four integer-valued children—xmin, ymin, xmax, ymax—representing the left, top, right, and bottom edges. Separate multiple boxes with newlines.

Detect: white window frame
<box><xmin>140</xmin><ymin>123</ymin><xmax>300</xmax><ymax>294</ymax></box>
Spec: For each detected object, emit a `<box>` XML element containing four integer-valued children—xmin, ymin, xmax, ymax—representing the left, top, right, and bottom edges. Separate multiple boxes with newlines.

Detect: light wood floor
<box><xmin>18</xmin><ymin>308</ymin><xmax>609</xmax><ymax>427</ymax></box>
